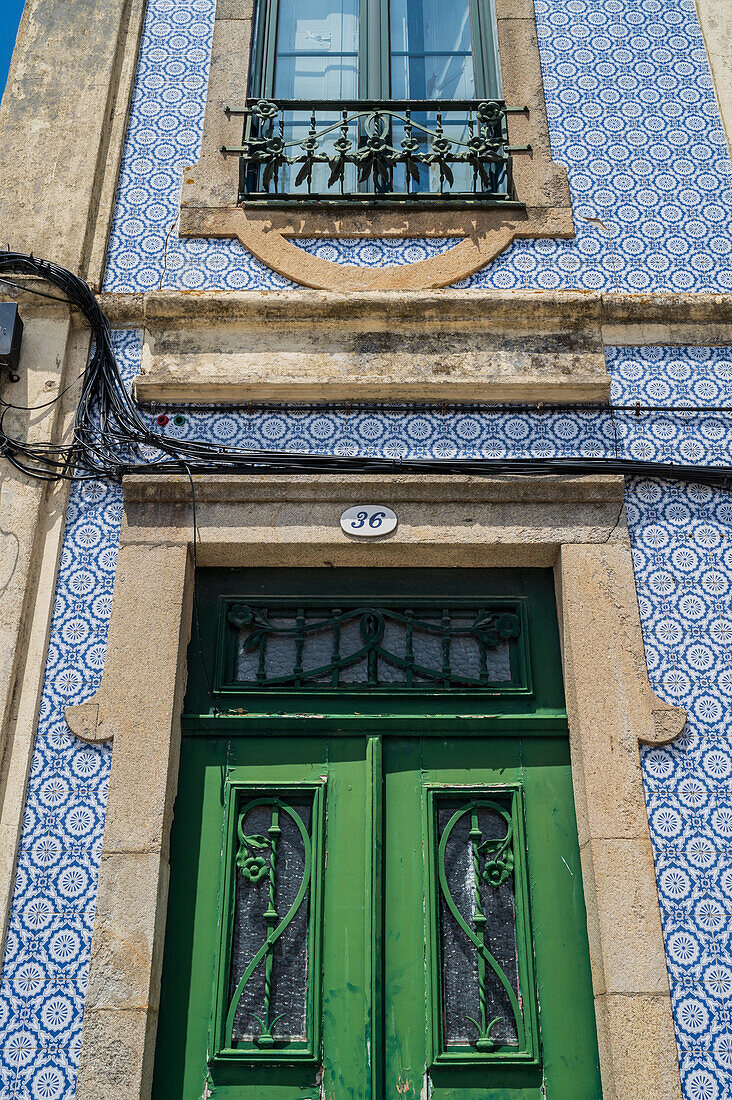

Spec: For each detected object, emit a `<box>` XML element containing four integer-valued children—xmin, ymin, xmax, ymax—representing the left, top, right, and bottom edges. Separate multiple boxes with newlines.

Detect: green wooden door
<box><xmin>383</xmin><ymin>736</ymin><xmax>600</xmax><ymax>1099</ymax></box>
<box><xmin>153</xmin><ymin>735</ymin><xmax>373</xmax><ymax>1100</ymax></box>
<box><xmin>152</xmin><ymin>570</ymin><xmax>602</xmax><ymax>1100</ymax></box>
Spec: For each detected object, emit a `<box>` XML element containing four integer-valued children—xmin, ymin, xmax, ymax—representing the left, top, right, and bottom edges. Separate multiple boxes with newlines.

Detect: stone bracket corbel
<box><xmin>63</xmin><ymin>542</ymin><xmax>193</xmax><ymax>748</ymax></box>
<box><xmin>65</xmin><ymin>701</ymin><xmax>107</xmax><ymax>744</ymax></box>
<box><xmin>66</xmin><ymin>667</ymin><xmax>686</xmax><ymax>747</ymax></box>
<box><xmin>646</xmin><ymin>698</ymin><xmax>687</xmax><ymax>746</ymax></box>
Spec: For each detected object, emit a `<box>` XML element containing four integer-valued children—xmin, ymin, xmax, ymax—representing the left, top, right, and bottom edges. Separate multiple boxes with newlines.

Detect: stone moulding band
<box><xmin>93</xmin><ymin>288</ymin><xmax>732</xmax><ymax>328</ymax></box>
<box><xmin>112</xmin><ymin>289</ymin><xmax>732</xmax><ymax>408</ymax></box>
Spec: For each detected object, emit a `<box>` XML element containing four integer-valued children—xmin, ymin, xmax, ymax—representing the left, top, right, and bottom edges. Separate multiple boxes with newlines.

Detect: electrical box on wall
<box><xmin>0</xmin><ymin>302</ymin><xmax>23</xmax><ymax>381</ymax></box>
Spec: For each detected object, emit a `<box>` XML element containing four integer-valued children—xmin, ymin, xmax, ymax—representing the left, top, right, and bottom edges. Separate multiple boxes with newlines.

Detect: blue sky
<box><xmin>1</xmin><ymin>0</ymin><xmax>25</xmax><ymax>101</ymax></box>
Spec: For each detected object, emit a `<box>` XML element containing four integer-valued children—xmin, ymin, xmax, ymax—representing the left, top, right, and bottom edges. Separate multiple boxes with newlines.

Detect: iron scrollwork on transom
<box><xmin>224</xmin><ymin>600</ymin><xmax>523</xmax><ymax>691</ymax></box>
<box><xmin>428</xmin><ymin>786</ymin><xmax>539</xmax><ymax>1065</ymax></box>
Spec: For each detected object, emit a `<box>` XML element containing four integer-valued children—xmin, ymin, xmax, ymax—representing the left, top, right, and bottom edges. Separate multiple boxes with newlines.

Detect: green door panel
<box><xmin>152</xmin><ymin>736</ymin><xmax>372</xmax><ymax>1100</ymax></box>
<box><xmin>153</xmin><ymin>734</ymin><xmax>601</xmax><ymax>1100</ymax></box>
<box><xmin>383</xmin><ymin>737</ymin><xmax>601</xmax><ymax>1099</ymax></box>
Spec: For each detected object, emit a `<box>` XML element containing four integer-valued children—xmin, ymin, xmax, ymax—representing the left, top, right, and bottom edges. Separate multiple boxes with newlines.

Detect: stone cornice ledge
<box><xmin>93</xmin><ymin>290</ymin><xmax>732</xmax><ymax>405</ymax></box>
<box><xmin>122</xmin><ymin>471</ymin><xmax>626</xmax><ymax>505</ymax></box>
<box><xmin>5</xmin><ymin>285</ymin><xmax>732</xmax><ymax>335</ymax></box>
<box><xmin>97</xmin><ymin>288</ymin><xmax>732</xmax><ymax>332</ymax></box>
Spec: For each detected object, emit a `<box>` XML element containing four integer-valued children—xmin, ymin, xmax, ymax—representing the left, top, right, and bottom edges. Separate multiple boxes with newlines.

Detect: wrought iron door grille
<box><xmin>220</xmin><ymin>598</ymin><xmax>524</xmax><ymax>691</ymax></box>
<box><xmin>223</xmin><ymin>99</ymin><xmax>530</xmax><ymax>205</ymax></box>
<box><xmin>427</xmin><ymin>785</ymin><xmax>539</xmax><ymax>1065</ymax></box>
<box><xmin>212</xmin><ymin>781</ymin><xmax>325</xmax><ymax>1063</ymax></box>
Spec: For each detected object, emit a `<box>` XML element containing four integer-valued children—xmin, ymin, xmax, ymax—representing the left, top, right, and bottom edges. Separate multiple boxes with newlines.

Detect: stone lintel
<box><xmin>116</xmin><ymin>473</ymin><xmax>629</xmax><ymax>572</ymax></box>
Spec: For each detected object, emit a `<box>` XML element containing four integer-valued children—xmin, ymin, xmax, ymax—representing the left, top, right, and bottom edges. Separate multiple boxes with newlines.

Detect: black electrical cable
<box><xmin>3</xmin><ymin>248</ymin><xmax>732</xmax><ymax>489</ymax></box>
<box><xmin>0</xmin><ymin>368</ymin><xmax>89</xmax><ymax>413</ymax></box>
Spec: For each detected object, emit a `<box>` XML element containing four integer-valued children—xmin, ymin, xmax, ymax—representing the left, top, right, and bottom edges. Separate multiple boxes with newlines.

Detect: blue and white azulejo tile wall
<box><xmin>5</xmin><ymin>340</ymin><xmax>732</xmax><ymax>1099</ymax></box>
<box><xmin>103</xmin><ymin>0</ymin><xmax>732</xmax><ymax>293</ymax></box>
<box><xmin>3</xmin><ymin>0</ymin><xmax>732</xmax><ymax>1098</ymax></box>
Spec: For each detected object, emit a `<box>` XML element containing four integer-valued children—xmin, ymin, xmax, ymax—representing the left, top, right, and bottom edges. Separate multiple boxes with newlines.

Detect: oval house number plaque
<box><xmin>340</xmin><ymin>505</ymin><xmax>398</xmax><ymax>537</ymax></box>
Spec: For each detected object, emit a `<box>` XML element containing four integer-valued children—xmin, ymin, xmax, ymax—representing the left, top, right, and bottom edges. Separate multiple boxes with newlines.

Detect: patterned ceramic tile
<box><xmin>103</xmin><ymin>0</ymin><xmax>732</xmax><ymax>293</ymax></box>
<box><xmin>12</xmin><ymin>0</ymin><xmax>732</xmax><ymax>1092</ymax></box>
<box><xmin>5</xmin><ymin>340</ymin><xmax>732</xmax><ymax>1095</ymax></box>
<box><xmin>0</xmin><ymin>333</ymin><xmax>129</xmax><ymax>1096</ymax></box>
<box><xmin>293</xmin><ymin>238</ymin><xmax>460</xmax><ymax>265</ymax></box>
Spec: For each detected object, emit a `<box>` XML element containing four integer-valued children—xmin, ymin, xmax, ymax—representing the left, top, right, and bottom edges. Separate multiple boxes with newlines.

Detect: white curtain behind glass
<box><xmin>274</xmin><ymin>0</ymin><xmax>359</xmax><ymax>99</ymax></box>
<box><xmin>390</xmin><ymin>0</ymin><xmax>475</xmax><ymax>100</ymax></box>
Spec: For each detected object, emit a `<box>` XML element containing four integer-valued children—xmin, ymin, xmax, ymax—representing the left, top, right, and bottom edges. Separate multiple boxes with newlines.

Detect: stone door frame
<box><xmin>67</xmin><ymin>472</ymin><xmax>685</xmax><ymax>1099</ymax></box>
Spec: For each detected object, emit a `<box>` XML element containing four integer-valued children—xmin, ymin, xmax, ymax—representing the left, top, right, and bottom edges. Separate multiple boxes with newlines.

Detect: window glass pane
<box><xmin>389</xmin><ymin>0</ymin><xmax>475</xmax><ymax>99</ymax></box>
<box><xmin>267</xmin><ymin>0</ymin><xmax>359</xmax><ymax>193</ymax></box>
<box><xmin>274</xmin><ymin>58</ymin><xmax>358</xmax><ymax>100</ymax></box>
<box><xmin>388</xmin><ymin>0</ymin><xmax>477</xmax><ymax>194</ymax></box>
<box><xmin>273</xmin><ymin>0</ymin><xmax>359</xmax><ymax>99</ymax></box>
<box><xmin>436</xmin><ymin>797</ymin><xmax>521</xmax><ymax>1051</ymax></box>
<box><xmin>390</xmin><ymin>54</ymin><xmax>474</xmax><ymax>101</ymax></box>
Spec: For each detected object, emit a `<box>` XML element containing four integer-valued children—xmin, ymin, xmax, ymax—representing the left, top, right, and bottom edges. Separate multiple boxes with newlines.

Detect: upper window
<box><xmin>249</xmin><ymin>0</ymin><xmax>502</xmax><ymax>101</ymax></box>
<box><xmin>238</xmin><ymin>0</ymin><xmax>517</xmax><ymax>203</ymax></box>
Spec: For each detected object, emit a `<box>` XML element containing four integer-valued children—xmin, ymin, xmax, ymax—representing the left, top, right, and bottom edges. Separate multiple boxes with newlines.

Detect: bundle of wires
<box><xmin>2</xmin><ymin>249</ymin><xmax>732</xmax><ymax>488</ymax></box>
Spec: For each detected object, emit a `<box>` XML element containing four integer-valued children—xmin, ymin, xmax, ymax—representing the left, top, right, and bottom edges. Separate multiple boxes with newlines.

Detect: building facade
<box><xmin>1</xmin><ymin>0</ymin><xmax>732</xmax><ymax>1097</ymax></box>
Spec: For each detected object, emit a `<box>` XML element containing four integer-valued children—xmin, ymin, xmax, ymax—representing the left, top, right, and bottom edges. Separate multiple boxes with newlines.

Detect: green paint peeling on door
<box><xmin>152</xmin><ymin>569</ymin><xmax>602</xmax><ymax>1100</ymax></box>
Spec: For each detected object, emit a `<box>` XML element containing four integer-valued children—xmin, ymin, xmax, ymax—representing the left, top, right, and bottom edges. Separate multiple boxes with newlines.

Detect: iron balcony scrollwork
<box><xmin>223</xmin><ymin>98</ymin><xmax>530</xmax><ymax>205</ymax></box>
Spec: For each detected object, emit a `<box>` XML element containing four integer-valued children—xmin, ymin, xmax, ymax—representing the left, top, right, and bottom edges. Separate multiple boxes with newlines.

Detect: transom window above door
<box><xmin>185</xmin><ymin>570</ymin><xmax>563</xmax><ymax>719</ymax></box>
<box><xmin>220</xmin><ymin>598</ymin><xmax>526</xmax><ymax>693</ymax></box>
<box><xmin>227</xmin><ymin>0</ymin><xmax>528</xmax><ymax>203</ymax></box>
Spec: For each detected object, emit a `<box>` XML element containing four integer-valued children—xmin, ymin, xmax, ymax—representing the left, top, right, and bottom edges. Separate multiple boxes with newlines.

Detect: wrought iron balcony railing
<box><xmin>223</xmin><ymin>98</ymin><xmax>530</xmax><ymax>206</ymax></box>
